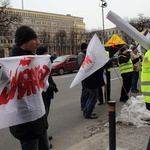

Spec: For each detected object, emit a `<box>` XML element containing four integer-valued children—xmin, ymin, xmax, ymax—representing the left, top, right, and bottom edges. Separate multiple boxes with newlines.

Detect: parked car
<box><xmin>51</xmin><ymin>55</ymin><xmax>78</xmax><ymax>75</ymax></box>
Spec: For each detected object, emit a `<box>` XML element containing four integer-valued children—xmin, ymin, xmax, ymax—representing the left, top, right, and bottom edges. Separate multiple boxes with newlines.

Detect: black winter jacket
<box><xmin>9</xmin><ymin>45</ymin><xmax>48</xmax><ymax>140</ymax></box>
<box><xmin>42</xmin><ymin>74</ymin><xmax>58</xmax><ymax>99</ymax></box>
<box><xmin>118</xmin><ymin>52</ymin><xmax>131</xmax><ymax>64</ymax></box>
<box><xmin>84</xmin><ymin>68</ymin><xmax>105</xmax><ymax>89</ymax></box>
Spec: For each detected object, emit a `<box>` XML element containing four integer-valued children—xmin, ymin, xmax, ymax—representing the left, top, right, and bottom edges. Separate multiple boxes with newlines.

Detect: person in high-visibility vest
<box><xmin>118</xmin><ymin>45</ymin><xmax>133</xmax><ymax>102</ymax></box>
<box><xmin>141</xmin><ymin>49</ymin><xmax>150</xmax><ymax>150</ymax></box>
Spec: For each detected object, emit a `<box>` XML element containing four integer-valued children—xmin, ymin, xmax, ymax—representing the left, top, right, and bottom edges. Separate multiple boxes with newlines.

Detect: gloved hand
<box><xmin>126</xmin><ymin>51</ymin><xmax>131</xmax><ymax>58</ymax></box>
<box><xmin>139</xmin><ymin>55</ymin><xmax>142</xmax><ymax>60</ymax></box>
<box><xmin>54</xmin><ymin>87</ymin><xmax>58</xmax><ymax>93</ymax></box>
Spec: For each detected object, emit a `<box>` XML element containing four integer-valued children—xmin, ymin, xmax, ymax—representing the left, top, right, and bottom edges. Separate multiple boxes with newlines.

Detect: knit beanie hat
<box><xmin>81</xmin><ymin>43</ymin><xmax>88</xmax><ymax>50</ymax></box>
<box><xmin>15</xmin><ymin>26</ymin><xmax>37</xmax><ymax>46</ymax></box>
<box><xmin>36</xmin><ymin>46</ymin><xmax>48</xmax><ymax>55</ymax></box>
<box><xmin>119</xmin><ymin>45</ymin><xmax>129</xmax><ymax>53</ymax></box>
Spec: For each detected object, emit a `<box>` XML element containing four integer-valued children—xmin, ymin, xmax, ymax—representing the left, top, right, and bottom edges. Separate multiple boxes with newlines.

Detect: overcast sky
<box><xmin>10</xmin><ymin>0</ymin><xmax>150</xmax><ymax>31</ymax></box>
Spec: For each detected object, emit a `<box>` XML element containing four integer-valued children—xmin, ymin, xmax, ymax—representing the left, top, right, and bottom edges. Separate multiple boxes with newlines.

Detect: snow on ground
<box><xmin>117</xmin><ymin>95</ymin><xmax>150</xmax><ymax>127</ymax></box>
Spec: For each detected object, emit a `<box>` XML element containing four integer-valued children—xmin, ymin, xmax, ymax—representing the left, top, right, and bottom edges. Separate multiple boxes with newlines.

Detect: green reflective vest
<box><xmin>118</xmin><ymin>55</ymin><xmax>133</xmax><ymax>74</ymax></box>
<box><xmin>141</xmin><ymin>50</ymin><xmax>150</xmax><ymax>103</ymax></box>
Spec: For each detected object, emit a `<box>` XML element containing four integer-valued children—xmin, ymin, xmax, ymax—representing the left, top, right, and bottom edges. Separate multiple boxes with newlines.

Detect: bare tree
<box><xmin>0</xmin><ymin>0</ymin><xmax>21</xmax><ymax>57</ymax></box>
<box><xmin>129</xmin><ymin>13</ymin><xmax>150</xmax><ymax>32</ymax></box>
<box><xmin>69</xmin><ymin>28</ymin><xmax>77</xmax><ymax>54</ymax></box>
<box><xmin>119</xmin><ymin>30</ymin><xmax>133</xmax><ymax>45</ymax></box>
<box><xmin>86</xmin><ymin>29</ymin><xmax>103</xmax><ymax>44</ymax></box>
<box><xmin>40</xmin><ymin>30</ymin><xmax>51</xmax><ymax>53</ymax></box>
<box><xmin>0</xmin><ymin>0</ymin><xmax>21</xmax><ymax>38</ymax></box>
<box><xmin>54</xmin><ymin>30</ymin><xmax>67</xmax><ymax>55</ymax></box>
<box><xmin>121</xmin><ymin>14</ymin><xmax>150</xmax><ymax>45</ymax></box>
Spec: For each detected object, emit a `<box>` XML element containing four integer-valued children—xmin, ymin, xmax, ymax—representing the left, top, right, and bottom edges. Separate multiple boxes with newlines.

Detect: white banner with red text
<box><xmin>70</xmin><ymin>34</ymin><xmax>109</xmax><ymax>88</ymax></box>
<box><xmin>0</xmin><ymin>55</ymin><xmax>51</xmax><ymax>129</ymax></box>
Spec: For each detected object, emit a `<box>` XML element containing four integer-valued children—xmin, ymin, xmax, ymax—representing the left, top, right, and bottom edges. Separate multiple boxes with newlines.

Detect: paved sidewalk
<box><xmin>68</xmin><ymin>123</ymin><xmax>149</xmax><ymax>150</ymax></box>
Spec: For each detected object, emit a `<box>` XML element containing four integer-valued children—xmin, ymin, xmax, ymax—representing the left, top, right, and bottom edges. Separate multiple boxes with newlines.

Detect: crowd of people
<box><xmin>76</xmin><ymin>41</ymin><xmax>143</xmax><ymax>119</ymax></box>
<box><xmin>7</xmin><ymin>25</ymin><xmax>150</xmax><ymax>149</ymax></box>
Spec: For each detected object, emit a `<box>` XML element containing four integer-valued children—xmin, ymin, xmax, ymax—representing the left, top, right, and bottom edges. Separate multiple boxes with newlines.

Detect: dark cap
<box><xmin>36</xmin><ymin>46</ymin><xmax>48</xmax><ymax>55</ymax></box>
<box><xmin>81</xmin><ymin>43</ymin><xmax>88</xmax><ymax>50</ymax></box>
<box><xmin>131</xmin><ymin>46</ymin><xmax>137</xmax><ymax>51</ymax></box>
<box><xmin>15</xmin><ymin>26</ymin><xmax>37</xmax><ymax>46</ymax></box>
<box><xmin>119</xmin><ymin>45</ymin><xmax>129</xmax><ymax>53</ymax></box>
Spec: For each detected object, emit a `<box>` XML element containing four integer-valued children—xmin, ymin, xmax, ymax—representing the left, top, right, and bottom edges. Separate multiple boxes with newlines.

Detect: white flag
<box><xmin>106</xmin><ymin>10</ymin><xmax>150</xmax><ymax>50</ymax></box>
<box><xmin>0</xmin><ymin>55</ymin><xmax>51</xmax><ymax>129</ymax></box>
<box><xmin>137</xmin><ymin>31</ymin><xmax>150</xmax><ymax>55</ymax></box>
<box><xmin>70</xmin><ymin>34</ymin><xmax>109</xmax><ymax>88</ymax></box>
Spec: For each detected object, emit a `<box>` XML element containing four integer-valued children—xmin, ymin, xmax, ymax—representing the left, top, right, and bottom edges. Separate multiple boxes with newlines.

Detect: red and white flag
<box><xmin>0</xmin><ymin>55</ymin><xmax>51</xmax><ymax>129</ymax></box>
<box><xmin>70</xmin><ymin>34</ymin><xmax>109</xmax><ymax>88</ymax></box>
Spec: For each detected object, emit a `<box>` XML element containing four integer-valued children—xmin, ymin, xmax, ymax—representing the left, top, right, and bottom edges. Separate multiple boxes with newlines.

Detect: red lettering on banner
<box><xmin>9</xmin><ymin>70</ymin><xmax>18</xmax><ymax>100</ymax></box>
<box><xmin>0</xmin><ymin>64</ymin><xmax>50</xmax><ymax>105</ymax></box>
<box><xmin>19</xmin><ymin>59</ymin><xmax>31</xmax><ymax>66</ymax></box>
<box><xmin>38</xmin><ymin>65</ymin><xmax>50</xmax><ymax>88</ymax></box>
<box><xmin>0</xmin><ymin>87</ymin><xmax>9</xmax><ymax>104</ymax></box>
<box><xmin>82</xmin><ymin>55</ymin><xmax>92</xmax><ymax>68</ymax></box>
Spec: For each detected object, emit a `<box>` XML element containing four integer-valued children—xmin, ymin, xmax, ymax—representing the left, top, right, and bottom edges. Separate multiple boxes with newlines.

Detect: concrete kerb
<box><xmin>67</xmin><ymin>124</ymin><xmax>147</xmax><ymax>150</ymax></box>
<box><xmin>67</xmin><ymin>128</ymin><xmax>109</xmax><ymax>150</ymax></box>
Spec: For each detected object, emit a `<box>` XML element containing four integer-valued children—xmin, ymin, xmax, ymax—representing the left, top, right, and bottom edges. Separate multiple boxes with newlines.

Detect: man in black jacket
<box><xmin>36</xmin><ymin>46</ymin><xmax>58</xmax><ymax>116</ymax></box>
<box><xmin>77</xmin><ymin>43</ymin><xmax>89</xmax><ymax>111</ymax></box>
<box><xmin>36</xmin><ymin>46</ymin><xmax>59</xmax><ymax>148</ymax></box>
<box><xmin>9</xmin><ymin>26</ymin><xmax>50</xmax><ymax>150</ymax></box>
<box><xmin>83</xmin><ymin>68</ymin><xmax>105</xmax><ymax>119</ymax></box>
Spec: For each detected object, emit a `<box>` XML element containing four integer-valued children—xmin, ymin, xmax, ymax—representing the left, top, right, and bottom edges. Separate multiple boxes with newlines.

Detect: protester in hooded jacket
<box><xmin>9</xmin><ymin>26</ymin><xmax>50</xmax><ymax>150</ymax></box>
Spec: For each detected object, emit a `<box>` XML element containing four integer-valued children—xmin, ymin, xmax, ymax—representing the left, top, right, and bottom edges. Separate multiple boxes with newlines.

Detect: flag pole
<box><xmin>112</xmin><ymin>66</ymin><xmax>129</xmax><ymax>97</ymax></box>
<box><xmin>22</xmin><ymin>0</ymin><xmax>24</xmax><ymax>25</ymax></box>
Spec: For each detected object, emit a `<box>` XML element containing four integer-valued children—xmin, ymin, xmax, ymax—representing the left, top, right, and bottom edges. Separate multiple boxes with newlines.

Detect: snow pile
<box><xmin>117</xmin><ymin>95</ymin><xmax>150</xmax><ymax>127</ymax></box>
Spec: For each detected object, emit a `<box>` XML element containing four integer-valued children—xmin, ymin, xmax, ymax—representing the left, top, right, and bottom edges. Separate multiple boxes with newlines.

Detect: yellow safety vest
<box><xmin>141</xmin><ymin>50</ymin><xmax>150</xmax><ymax>103</ymax></box>
<box><xmin>118</xmin><ymin>55</ymin><xmax>133</xmax><ymax>74</ymax></box>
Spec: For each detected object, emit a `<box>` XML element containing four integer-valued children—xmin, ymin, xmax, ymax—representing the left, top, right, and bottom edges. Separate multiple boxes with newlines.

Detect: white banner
<box><xmin>0</xmin><ymin>55</ymin><xmax>51</xmax><ymax>129</ymax></box>
<box><xmin>106</xmin><ymin>10</ymin><xmax>150</xmax><ymax>50</ymax></box>
<box><xmin>70</xmin><ymin>34</ymin><xmax>109</xmax><ymax>88</ymax></box>
<box><xmin>137</xmin><ymin>31</ymin><xmax>150</xmax><ymax>55</ymax></box>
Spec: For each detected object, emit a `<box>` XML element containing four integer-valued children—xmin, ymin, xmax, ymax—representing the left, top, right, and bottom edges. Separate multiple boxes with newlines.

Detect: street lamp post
<box><xmin>100</xmin><ymin>0</ymin><xmax>107</xmax><ymax>44</ymax></box>
<box><xmin>22</xmin><ymin>0</ymin><xmax>24</xmax><ymax>24</ymax></box>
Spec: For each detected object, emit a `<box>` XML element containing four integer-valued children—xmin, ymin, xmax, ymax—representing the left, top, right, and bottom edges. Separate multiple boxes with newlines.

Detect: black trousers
<box><xmin>105</xmin><ymin>71</ymin><xmax>111</xmax><ymax>101</ymax></box>
<box><xmin>120</xmin><ymin>72</ymin><xmax>133</xmax><ymax>101</ymax></box>
<box><xmin>98</xmin><ymin>87</ymin><xmax>104</xmax><ymax>103</ymax></box>
<box><xmin>147</xmin><ymin>137</ymin><xmax>150</xmax><ymax>150</ymax></box>
<box><xmin>80</xmin><ymin>81</ymin><xmax>89</xmax><ymax>108</ymax></box>
<box><xmin>98</xmin><ymin>71</ymin><xmax>111</xmax><ymax>103</ymax></box>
